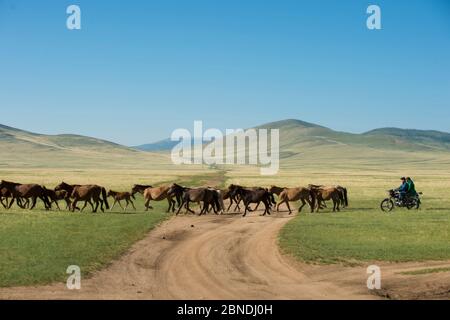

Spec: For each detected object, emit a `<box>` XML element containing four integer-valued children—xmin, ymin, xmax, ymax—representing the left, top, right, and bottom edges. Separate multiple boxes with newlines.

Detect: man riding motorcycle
<box><xmin>397</xmin><ymin>177</ymin><xmax>408</xmax><ymax>203</ymax></box>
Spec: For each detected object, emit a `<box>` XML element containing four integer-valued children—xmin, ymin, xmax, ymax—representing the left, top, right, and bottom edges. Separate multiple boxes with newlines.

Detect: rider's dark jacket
<box><xmin>398</xmin><ymin>182</ymin><xmax>408</xmax><ymax>193</ymax></box>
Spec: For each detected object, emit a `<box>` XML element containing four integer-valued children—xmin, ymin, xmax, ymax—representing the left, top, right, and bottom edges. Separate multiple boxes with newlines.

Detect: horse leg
<box><xmin>80</xmin><ymin>201</ymin><xmax>88</xmax><ymax>212</ymax></box>
<box><xmin>242</xmin><ymin>200</ymin><xmax>249</xmax><ymax>217</ymax></box>
<box><xmin>226</xmin><ymin>198</ymin><xmax>234</xmax><ymax>212</ymax></box>
<box><xmin>286</xmin><ymin>201</ymin><xmax>292</xmax><ymax>214</ymax></box>
<box><xmin>186</xmin><ymin>200</ymin><xmax>195</xmax><ymax>214</ymax></box>
<box><xmin>72</xmin><ymin>199</ymin><xmax>79</xmax><ymax>212</ymax></box>
<box><xmin>166</xmin><ymin>197</ymin><xmax>172</xmax><ymax>213</ymax></box>
<box><xmin>277</xmin><ymin>199</ymin><xmax>287</xmax><ymax>212</ymax></box>
<box><xmin>8</xmin><ymin>197</ymin><xmax>15</xmax><ymax>209</ymax></box>
<box><xmin>176</xmin><ymin>200</ymin><xmax>185</xmax><ymax>215</ymax></box>
<box><xmin>111</xmin><ymin>200</ymin><xmax>117</xmax><ymax>211</ymax></box>
<box><xmin>54</xmin><ymin>200</ymin><xmax>61</xmax><ymax>211</ymax></box>
<box><xmin>298</xmin><ymin>199</ymin><xmax>306</xmax><ymax>213</ymax></box>
<box><xmin>130</xmin><ymin>199</ymin><xmax>136</xmax><ymax>210</ymax></box>
<box><xmin>93</xmin><ymin>200</ymin><xmax>99</xmax><ymax>213</ymax></box>
<box><xmin>234</xmin><ymin>198</ymin><xmax>242</xmax><ymax>212</ymax></box>
<box><xmin>260</xmin><ymin>200</ymin><xmax>269</xmax><ymax>216</ymax></box>
<box><xmin>30</xmin><ymin>197</ymin><xmax>37</xmax><ymax>210</ymax></box>
<box><xmin>118</xmin><ymin>200</ymin><xmax>124</xmax><ymax>211</ymax></box>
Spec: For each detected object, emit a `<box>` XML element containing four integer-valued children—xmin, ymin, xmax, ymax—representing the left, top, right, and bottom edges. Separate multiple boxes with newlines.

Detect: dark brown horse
<box><xmin>0</xmin><ymin>187</ymin><xmax>12</xmax><ymax>209</ymax></box>
<box><xmin>228</xmin><ymin>184</ymin><xmax>275</xmax><ymax>213</ymax></box>
<box><xmin>55</xmin><ymin>182</ymin><xmax>85</xmax><ymax>211</ymax></box>
<box><xmin>131</xmin><ymin>184</ymin><xmax>153</xmax><ymax>196</ymax></box>
<box><xmin>0</xmin><ymin>180</ymin><xmax>51</xmax><ymax>210</ymax></box>
<box><xmin>230</xmin><ymin>186</ymin><xmax>272</xmax><ymax>217</ymax></box>
<box><xmin>71</xmin><ymin>185</ymin><xmax>109</xmax><ymax>213</ymax></box>
<box><xmin>108</xmin><ymin>190</ymin><xmax>136</xmax><ymax>211</ymax></box>
<box><xmin>174</xmin><ymin>186</ymin><xmax>220</xmax><ymax>216</ymax></box>
<box><xmin>42</xmin><ymin>187</ymin><xmax>71</xmax><ymax>210</ymax></box>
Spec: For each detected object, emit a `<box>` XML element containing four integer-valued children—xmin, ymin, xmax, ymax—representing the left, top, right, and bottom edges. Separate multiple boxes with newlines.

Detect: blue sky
<box><xmin>0</xmin><ymin>0</ymin><xmax>449</xmax><ymax>145</ymax></box>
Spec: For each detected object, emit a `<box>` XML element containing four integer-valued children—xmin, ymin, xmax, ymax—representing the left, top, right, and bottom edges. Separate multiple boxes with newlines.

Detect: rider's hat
<box><xmin>400</xmin><ymin>177</ymin><xmax>406</xmax><ymax>180</ymax></box>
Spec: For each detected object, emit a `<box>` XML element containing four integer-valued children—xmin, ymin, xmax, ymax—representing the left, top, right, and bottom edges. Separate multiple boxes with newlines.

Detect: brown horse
<box><xmin>228</xmin><ymin>184</ymin><xmax>276</xmax><ymax>213</ymax></box>
<box><xmin>308</xmin><ymin>184</ymin><xmax>348</xmax><ymax>208</ymax></box>
<box><xmin>71</xmin><ymin>185</ymin><xmax>109</xmax><ymax>213</ymax></box>
<box><xmin>108</xmin><ymin>190</ymin><xmax>136</xmax><ymax>211</ymax></box>
<box><xmin>42</xmin><ymin>187</ymin><xmax>71</xmax><ymax>210</ymax></box>
<box><xmin>269</xmin><ymin>185</ymin><xmax>286</xmax><ymax>196</ymax></box>
<box><xmin>175</xmin><ymin>187</ymin><xmax>220</xmax><ymax>215</ymax></box>
<box><xmin>0</xmin><ymin>180</ymin><xmax>51</xmax><ymax>210</ymax></box>
<box><xmin>230</xmin><ymin>186</ymin><xmax>272</xmax><ymax>217</ymax></box>
<box><xmin>275</xmin><ymin>186</ymin><xmax>315</xmax><ymax>214</ymax></box>
<box><xmin>131</xmin><ymin>184</ymin><xmax>153</xmax><ymax>196</ymax></box>
<box><xmin>0</xmin><ymin>187</ymin><xmax>12</xmax><ymax>209</ymax></box>
<box><xmin>310</xmin><ymin>186</ymin><xmax>342</xmax><ymax>212</ymax></box>
<box><xmin>143</xmin><ymin>186</ymin><xmax>175</xmax><ymax>212</ymax></box>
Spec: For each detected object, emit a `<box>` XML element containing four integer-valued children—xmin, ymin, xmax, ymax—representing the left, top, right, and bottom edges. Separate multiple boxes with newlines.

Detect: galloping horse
<box><xmin>0</xmin><ymin>180</ymin><xmax>51</xmax><ymax>210</ymax></box>
<box><xmin>273</xmin><ymin>186</ymin><xmax>315</xmax><ymax>214</ymax></box>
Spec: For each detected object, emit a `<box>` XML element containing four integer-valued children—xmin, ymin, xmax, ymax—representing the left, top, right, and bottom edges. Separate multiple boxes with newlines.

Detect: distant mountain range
<box><xmin>134</xmin><ymin>119</ymin><xmax>450</xmax><ymax>153</ymax></box>
<box><xmin>2</xmin><ymin>120</ymin><xmax>450</xmax><ymax>170</ymax></box>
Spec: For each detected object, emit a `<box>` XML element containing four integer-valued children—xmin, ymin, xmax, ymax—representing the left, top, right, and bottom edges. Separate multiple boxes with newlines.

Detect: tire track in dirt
<box><xmin>0</xmin><ymin>212</ymin><xmax>377</xmax><ymax>300</ymax></box>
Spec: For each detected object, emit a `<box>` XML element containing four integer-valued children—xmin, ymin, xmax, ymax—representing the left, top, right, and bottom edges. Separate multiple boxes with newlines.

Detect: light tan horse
<box><xmin>311</xmin><ymin>187</ymin><xmax>342</xmax><ymax>213</ymax></box>
<box><xmin>275</xmin><ymin>187</ymin><xmax>315</xmax><ymax>214</ymax></box>
<box><xmin>144</xmin><ymin>186</ymin><xmax>175</xmax><ymax>212</ymax></box>
<box><xmin>308</xmin><ymin>184</ymin><xmax>348</xmax><ymax>209</ymax></box>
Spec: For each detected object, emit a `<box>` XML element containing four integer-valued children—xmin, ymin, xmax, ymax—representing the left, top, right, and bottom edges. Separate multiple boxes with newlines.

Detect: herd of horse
<box><xmin>0</xmin><ymin>180</ymin><xmax>348</xmax><ymax>216</ymax></box>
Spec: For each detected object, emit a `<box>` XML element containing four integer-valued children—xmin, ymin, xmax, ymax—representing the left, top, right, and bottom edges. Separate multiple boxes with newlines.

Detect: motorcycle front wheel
<box><xmin>380</xmin><ymin>199</ymin><xmax>394</xmax><ymax>212</ymax></box>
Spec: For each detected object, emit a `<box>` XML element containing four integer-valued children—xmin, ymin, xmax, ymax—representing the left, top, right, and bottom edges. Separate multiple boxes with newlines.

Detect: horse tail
<box><xmin>343</xmin><ymin>188</ymin><xmax>348</xmax><ymax>207</ymax></box>
<box><xmin>269</xmin><ymin>192</ymin><xmax>276</xmax><ymax>205</ymax></box>
<box><xmin>101</xmin><ymin>187</ymin><xmax>110</xmax><ymax>209</ymax></box>
<box><xmin>309</xmin><ymin>189</ymin><xmax>316</xmax><ymax>211</ymax></box>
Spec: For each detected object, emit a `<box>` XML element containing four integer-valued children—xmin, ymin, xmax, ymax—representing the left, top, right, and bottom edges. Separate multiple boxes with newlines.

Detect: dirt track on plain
<box><xmin>1</xmin><ymin>212</ymin><xmax>449</xmax><ymax>300</ymax></box>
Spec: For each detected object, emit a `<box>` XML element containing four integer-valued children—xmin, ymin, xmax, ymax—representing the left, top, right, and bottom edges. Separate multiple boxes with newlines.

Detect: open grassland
<box><xmin>1</xmin><ymin>155</ymin><xmax>450</xmax><ymax>287</ymax></box>
<box><xmin>225</xmin><ymin>168</ymin><xmax>450</xmax><ymax>264</ymax></box>
<box><xmin>0</xmin><ymin>168</ymin><xmax>220</xmax><ymax>287</ymax></box>
<box><xmin>0</xmin><ymin>200</ymin><xmax>167</xmax><ymax>287</ymax></box>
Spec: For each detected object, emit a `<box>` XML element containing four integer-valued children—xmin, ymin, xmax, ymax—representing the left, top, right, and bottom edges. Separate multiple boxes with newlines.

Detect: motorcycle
<box><xmin>380</xmin><ymin>189</ymin><xmax>422</xmax><ymax>212</ymax></box>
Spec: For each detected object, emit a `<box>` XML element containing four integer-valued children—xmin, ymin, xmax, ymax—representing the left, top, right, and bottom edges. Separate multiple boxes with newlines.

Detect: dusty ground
<box><xmin>0</xmin><ymin>211</ymin><xmax>449</xmax><ymax>300</ymax></box>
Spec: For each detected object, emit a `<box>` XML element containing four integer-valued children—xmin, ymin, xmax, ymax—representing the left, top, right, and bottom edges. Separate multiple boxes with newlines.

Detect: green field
<box><xmin>2</xmin><ymin>120</ymin><xmax>450</xmax><ymax>288</ymax></box>
<box><xmin>279</xmin><ymin>210</ymin><xmax>450</xmax><ymax>265</ymax></box>
<box><xmin>223</xmin><ymin>167</ymin><xmax>450</xmax><ymax>265</ymax></box>
<box><xmin>0</xmin><ymin>199</ymin><xmax>169</xmax><ymax>287</ymax></box>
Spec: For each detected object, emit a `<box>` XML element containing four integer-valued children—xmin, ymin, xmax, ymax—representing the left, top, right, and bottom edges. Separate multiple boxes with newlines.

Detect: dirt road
<box><xmin>1</xmin><ymin>212</ymin><xmax>449</xmax><ymax>300</ymax></box>
<box><xmin>0</xmin><ymin>213</ymin><xmax>376</xmax><ymax>300</ymax></box>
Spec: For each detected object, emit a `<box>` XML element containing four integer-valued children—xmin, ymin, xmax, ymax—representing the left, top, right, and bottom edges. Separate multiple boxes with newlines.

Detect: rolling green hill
<box><xmin>0</xmin><ymin>124</ymin><xmax>169</xmax><ymax>169</ymax></box>
<box><xmin>2</xmin><ymin>120</ymin><xmax>450</xmax><ymax>172</ymax></box>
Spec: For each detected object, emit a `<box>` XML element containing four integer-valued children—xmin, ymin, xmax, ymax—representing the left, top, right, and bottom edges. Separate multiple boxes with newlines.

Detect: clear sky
<box><xmin>0</xmin><ymin>0</ymin><xmax>449</xmax><ymax>145</ymax></box>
